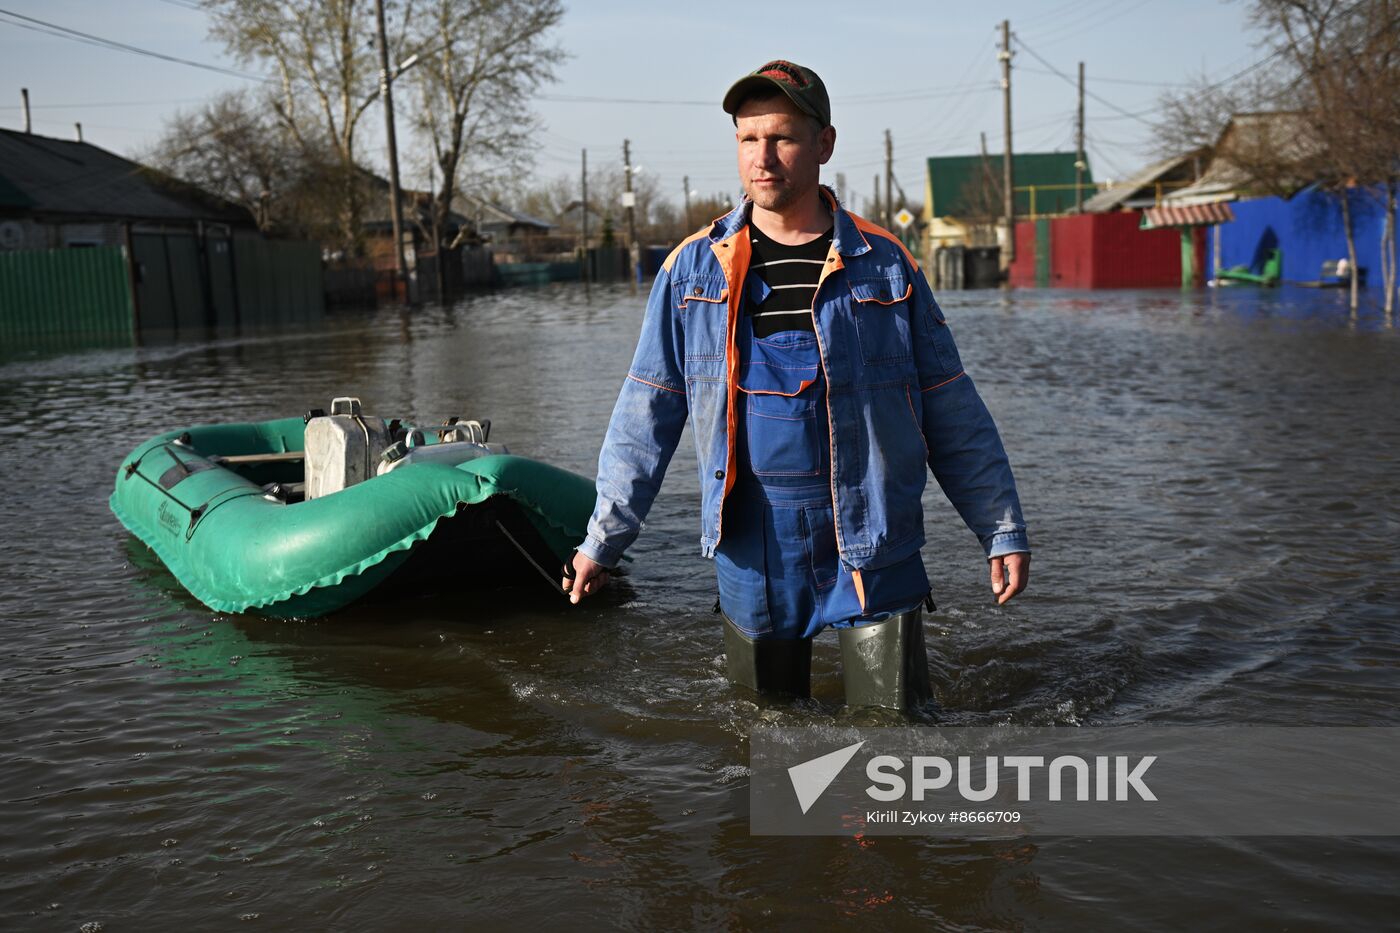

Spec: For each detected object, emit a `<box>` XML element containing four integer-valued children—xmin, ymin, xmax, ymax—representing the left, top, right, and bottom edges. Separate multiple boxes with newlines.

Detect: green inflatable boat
<box><xmin>110</xmin><ymin>408</ymin><xmax>598</xmax><ymax>618</ymax></box>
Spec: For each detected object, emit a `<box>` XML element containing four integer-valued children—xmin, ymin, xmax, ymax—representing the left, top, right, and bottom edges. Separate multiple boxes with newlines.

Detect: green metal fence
<box><xmin>0</xmin><ymin>246</ymin><xmax>134</xmax><ymax>342</ymax></box>
<box><xmin>1034</xmin><ymin>219</ymin><xmax>1052</xmax><ymax>288</ymax></box>
<box><xmin>2</xmin><ymin>237</ymin><xmax>325</xmax><ymax>349</ymax></box>
<box><xmin>131</xmin><ymin>233</ymin><xmax>324</xmax><ymax>332</ymax></box>
<box><xmin>233</xmin><ymin>236</ymin><xmax>324</xmax><ymax>327</ymax></box>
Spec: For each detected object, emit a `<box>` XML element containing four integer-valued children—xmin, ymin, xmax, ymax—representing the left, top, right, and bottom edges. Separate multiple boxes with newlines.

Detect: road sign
<box><xmin>894</xmin><ymin>208</ymin><xmax>914</xmax><ymax>229</ymax></box>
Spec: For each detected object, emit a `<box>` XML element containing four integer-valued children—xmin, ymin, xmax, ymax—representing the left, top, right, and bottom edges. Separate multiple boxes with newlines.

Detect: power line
<box><xmin>841</xmin><ymin>85</ymin><xmax>1001</xmax><ymax>105</ymax></box>
<box><xmin>1012</xmin><ymin>23</ymin><xmax>1307</xmax><ymax>130</ymax></box>
<box><xmin>908</xmin><ymin>33</ymin><xmax>998</xmax><ymax>152</ymax></box>
<box><xmin>1012</xmin><ymin>1</ymin><xmax>1359</xmax><ymax>132</ymax></box>
<box><xmin>538</xmin><ymin>84</ymin><xmax>1001</xmax><ymax>109</ymax></box>
<box><xmin>1084</xmin><ymin>134</ymin><xmax>1132</xmax><ymax>178</ymax></box>
<box><xmin>1031</xmin><ymin>0</ymin><xmax>1154</xmax><ymax>47</ymax></box>
<box><xmin>1021</xmin><ymin>0</ymin><xmax>1121</xmax><ymax>45</ymax></box>
<box><xmin>0</xmin><ymin>8</ymin><xmax>267</xmax><ymax>81</ymax></box>
<box><xmin>1017</xmin><ymin>66</ymin><xmax>1190</xmax><ymax>89</ymax></box>
<box><xmin>539</xmin><ymin>94</ymin><xmax>710</xmax><ymax>106</ymax></box>
<box><xmin>1018</xmin><ymin>0</ymin><xmax>1095</xmax><ymax>29</ymax></box>
<box><xmin>1012</xmin><ymin>34</ymin><xmax>1156</xmax><ymax>125</ymax></box>
<box><xmin>0</xmin><ymin>96</ymin><xmax>212</xmax><ymax>111</ymax></box>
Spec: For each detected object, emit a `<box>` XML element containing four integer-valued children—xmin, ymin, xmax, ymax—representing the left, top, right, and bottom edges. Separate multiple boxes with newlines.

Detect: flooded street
<box><xmin>2</xmin><ymin>282</ymin><xmax>1398</xmax><ymax>929</ymax></box>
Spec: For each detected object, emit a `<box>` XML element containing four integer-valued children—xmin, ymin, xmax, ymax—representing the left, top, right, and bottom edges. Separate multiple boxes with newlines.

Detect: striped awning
<box><xmin>1141</xmin><ymin>202</ymin><xmax>1236</xmax><ymax>228</ymax></box>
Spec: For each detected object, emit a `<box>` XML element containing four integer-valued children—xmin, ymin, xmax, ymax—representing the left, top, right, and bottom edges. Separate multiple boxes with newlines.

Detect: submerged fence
<box><xmin>0</xmin><ymin>234</ymin><xmax>323</xmax><ymax>347</ymax></box>
<box><xmin>0</xmin><ymin>246</ymin><xmax>134</xmax><ymax>344</ymax></box>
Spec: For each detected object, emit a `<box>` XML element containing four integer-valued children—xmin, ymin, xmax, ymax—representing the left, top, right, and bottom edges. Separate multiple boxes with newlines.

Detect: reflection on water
<box><xmin>1</xmin><ymin>283</ymin><xmax>1398</xmax><ymax>929</ymax></box>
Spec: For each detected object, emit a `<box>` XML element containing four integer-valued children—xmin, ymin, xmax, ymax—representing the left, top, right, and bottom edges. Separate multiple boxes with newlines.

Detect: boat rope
<box><xmin>182</xmin><ymin>489</ymin><xmax>264</xmax><ymax>541</ymax></box>
<box><xmin>123</xmin><ymin>443</ymin><xmax>266</xmax><ymax>539</ymax></box>
<box><xmin>123</xmin><ymin>445</ymin><xmax>200</xmax><ymax>512</ymax></box>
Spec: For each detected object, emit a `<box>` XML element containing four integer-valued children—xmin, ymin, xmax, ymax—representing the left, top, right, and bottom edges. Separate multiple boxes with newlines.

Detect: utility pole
<box><xmin>20</xmin><ymin>88</ymin><xmax>30</xmax><ymax>134</ymax></box>
<box><xmin>1075</xmin><ymin>61</ymin><xmax>1086</xmax><ymax>212</ymax></box>
<box><xmin>835</xmin><ymin>171</ymin><xmax>847</xmax><ymax>206</ymax></box>
<box><xmin>374</xmin><ymin>0</ymin><xmax>409</xmax><ymax>304</ymax></box>
<box><xmin>884</xmin><ymin>129</ymin><xmax>894</xmax><ymax>229</ymax></box>
<box><xmin>1000</xmin><ymin>19</ymin><xmax>1015</xmax><ymax>264</ymax></box>
<box><xmin>873</xmin><ymin>174</ymin><xmax>881</xmax><ymax>224</ymax></box>
<box><xmin>429</xmin><ymin>160</ymin><xmax>442</xmax><ymax>302</ymax></box>
<box><xmin>623</xmin><ymin>139</ymin><xmax>638</xmax><ymax>294</ymax></box>
<box><xmin>74</xmin><ymin>122</ymin><xmax>82</xmax><ymax>143</ymax></box>
<box><xmin>980</xmin><ymin>131</ymin><xmax>995</xmax><ymax>233</ymax></box>
<box><xmin>581</xmin><ymin>148</ymin><xmax>591</xmax><ymax>298</ymax></box>
<box><xmin>683</xmin><ymin>174</ymin><xmax>693</xmax><ymax>231</ymax></box>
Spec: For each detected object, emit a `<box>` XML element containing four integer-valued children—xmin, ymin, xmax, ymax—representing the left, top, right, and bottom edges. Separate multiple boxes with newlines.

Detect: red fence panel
<box><xmin>1088</xmin><ymin>212</ymin><xmax>1182</xmax><ymax>288</ymax></box>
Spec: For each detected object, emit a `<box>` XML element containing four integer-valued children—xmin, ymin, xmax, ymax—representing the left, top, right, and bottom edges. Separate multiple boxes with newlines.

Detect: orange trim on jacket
<box><xmin>739</xmin><ymin>378</ymin><xmax>816</xmax><ymax>397</ymax></box>
<box><xmin>921</xmin><ymin>370</ymin><xmax>967</xmax><ymax>392</ymax></box>
<box><xmin>852</xmin><ymin>283</ymin><xmax>914</xmax><ymax>306</ymax></box>
<box><xmin>711</xmin><ymin>228</ymin><xmax>751</xmax><ymax>530</ymax></box>
<box><xmin>627</xmin><ymin>373</ymin><xmax>686</xmax><ymax>395</ymax></box>
<box><xmin>663</xmin><ymin>226</ymin><xmax>715</xmax><ymax>273</ymax></box>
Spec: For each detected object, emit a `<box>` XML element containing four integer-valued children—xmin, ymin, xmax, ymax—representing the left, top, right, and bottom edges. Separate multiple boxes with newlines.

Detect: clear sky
<box><xmin>0</xmin><ymin>0</ymin><xmax>1263</xmax><ymax>212</ymax></box>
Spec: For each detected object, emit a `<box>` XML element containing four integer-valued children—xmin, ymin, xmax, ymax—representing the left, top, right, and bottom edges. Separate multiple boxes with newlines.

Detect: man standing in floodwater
<box><xmin>563</xmin><ymin>60</ymin><xmax>1030</xmax><ymax>709</ymax></box>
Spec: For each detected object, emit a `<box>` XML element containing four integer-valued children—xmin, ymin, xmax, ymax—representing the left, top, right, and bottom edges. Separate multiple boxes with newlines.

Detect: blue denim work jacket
<box><xmin>578</xmin><ymin>188</ymin><xmax>1029</xmax><ymax>572</ymax></box>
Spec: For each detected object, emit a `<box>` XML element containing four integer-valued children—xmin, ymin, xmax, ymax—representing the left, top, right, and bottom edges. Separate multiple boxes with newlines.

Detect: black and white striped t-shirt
<box><xmin>746</xmin><ymin>223</ymin><xmax>833</xmax><ymax>338</ymax></box>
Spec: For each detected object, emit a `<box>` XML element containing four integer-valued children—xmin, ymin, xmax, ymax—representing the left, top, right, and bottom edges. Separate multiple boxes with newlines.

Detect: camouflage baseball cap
<box><xmin>722</xmin><ymin>60</ymin><xmax>831</xmax><ymax>127</ymax></box>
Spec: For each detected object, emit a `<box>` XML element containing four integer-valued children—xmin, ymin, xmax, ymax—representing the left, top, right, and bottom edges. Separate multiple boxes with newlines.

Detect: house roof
<box><xmin>1082</xmin><ymin>149</ymin><xmax>1208</xmax><ymax>213</ymax></box>
<box><xmin>0</xmin><ymin>127</ymin><xmax>252</xmax><ymax>224</ymax></box>
<box><xmin>356</xmin><ymin>167</ymin><xmax>552</xmax><ymax>235</ymax></box>
<box><xmin>360</xmin><ymin>177</ymin><xmax>470</xmax><ymax>231</ymax></box>
<box><xmin>1141</xmin><ymin>201</ymin><xmax>1235</xmax><ymax>228</ymax></box>
<box><xmin>452</xmin><ymin>193</ymin><xmax>553</xmax><ymax>231</ymax></box>
<box><xmin>1164</xmin><ymin>112</ymin><xmax>1319</xmax><ymax>205</ymax></box>
<box><xmin>927</xmin><ymin>151</ymin><xmax>1091</xmax><ymax>218</ymax></box>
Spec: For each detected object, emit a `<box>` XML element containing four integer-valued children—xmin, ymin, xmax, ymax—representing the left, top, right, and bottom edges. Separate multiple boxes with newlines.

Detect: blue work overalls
<box><xmin>714</xmin><ymin>307</ymin><xmax>930</xmax><ymax>641</ymax></box>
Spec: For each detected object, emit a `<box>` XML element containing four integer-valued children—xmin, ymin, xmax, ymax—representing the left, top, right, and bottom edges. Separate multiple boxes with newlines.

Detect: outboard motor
<box><xmin>304</xmin><ymin>396</ymin><xmax>390</xmax><ymax>499</ymax></box>
<box><xmin>440</xmin><ymin>418</ymin><xmax>491</xmax><ymax>445</ymax></box>
<box><xmin>376</xmin><ymin>429</ymin><xmax>508</xmax><ymax>476</ymax></box>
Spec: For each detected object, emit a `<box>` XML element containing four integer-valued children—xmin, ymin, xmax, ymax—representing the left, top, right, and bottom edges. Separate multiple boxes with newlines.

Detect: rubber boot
<box><xmin>722</xmin><ymin>615</ymin><xmax>812</xmax><ymax>699</ymax></box>
<box><xmin>838</xmin><ymin>608</ymin><xmax>932</xmax><ymax>710</ymax></box>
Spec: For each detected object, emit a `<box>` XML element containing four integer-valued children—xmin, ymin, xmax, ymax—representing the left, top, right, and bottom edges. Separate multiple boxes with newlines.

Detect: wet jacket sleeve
<box><xmin>907</xmin><ymin>262</ymin><xmax>1030</xmax><ymax>558</ymax></box>
<box><xmin>577</xmin><ymin>268</ymin><xmax>690</xmax><ymax>568</ymax></box>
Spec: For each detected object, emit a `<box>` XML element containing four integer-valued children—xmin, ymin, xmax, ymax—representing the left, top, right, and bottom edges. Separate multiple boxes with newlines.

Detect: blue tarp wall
<box><xmin>1219</xmin><ymin>185</ymin><xmax>1390</xmax><ymax>288</ymax></box>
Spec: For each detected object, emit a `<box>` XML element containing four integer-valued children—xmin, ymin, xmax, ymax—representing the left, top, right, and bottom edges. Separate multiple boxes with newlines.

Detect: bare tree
<box><xmin>202</xmin><ymin>0</ymin><xmax>413</xmax><ymax>251</ymax></box>
<box><xmin>409</xmin><ymin>0</ymin><xmax>564</xmax><ymax>277</ymax></box>
<box><xmin>1251</xmin><ymin>0</ymin><xmax>1400</xmax><ymax>309</ymax></box>
<box><xmin>582</xmin><ymin>164</ymin><xmax>663</xmax><ymax>242</ymax></box>
<box><xmin>515</xmin><ymin>173</ymin><xmax>578</xmax><ymax>228</ymax></box>
<box><xmin>956</xmin><ymin>153</ymin><xmax>1003</xmax><ymax>247</ymax></box>
<box><xmin>144</xmin><ymin>89</ymin><xmax>344</xmax><ymax>240</ymax></box>
<box><xmin>649</xmin><ymin>191</ymin><xmax>735</xmax><ymax>242</ymax></box>
<box><xmin>1151</xmin><ymin>66</ymin><xmax>1290</xmax><ymax>160</ymax></box>
<box><xmin>685</xmin><ymin>193</ymin><xmax>737</xmax><ymax>229</ymax></box>
<box><xmin>1322</xmin><ymin>0</ymin><xmax>1400</xmax><ymax>313</ymax></box>
<box><xmin>145</xmin><ymin>90</ymin><xmax>289</xmax><ymax>231</ymax></box>
<box><xmin>512</xmin><ymin>169</ymin><xmax>732</xmax><ymax>253</ymax></box>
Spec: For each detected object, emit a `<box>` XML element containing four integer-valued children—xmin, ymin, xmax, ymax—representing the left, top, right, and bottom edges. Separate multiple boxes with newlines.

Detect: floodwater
<box><xmin>1</xmin><ymin>282</ymin><xmax>1397</xmax><ymax>930</ymax></box>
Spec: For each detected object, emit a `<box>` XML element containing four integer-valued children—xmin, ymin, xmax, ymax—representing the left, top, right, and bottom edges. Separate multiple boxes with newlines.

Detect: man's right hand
<box><xmin>563</xmin><ymin>551</ymin><xmax>610</xmax><ymax>605</ymax></box>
